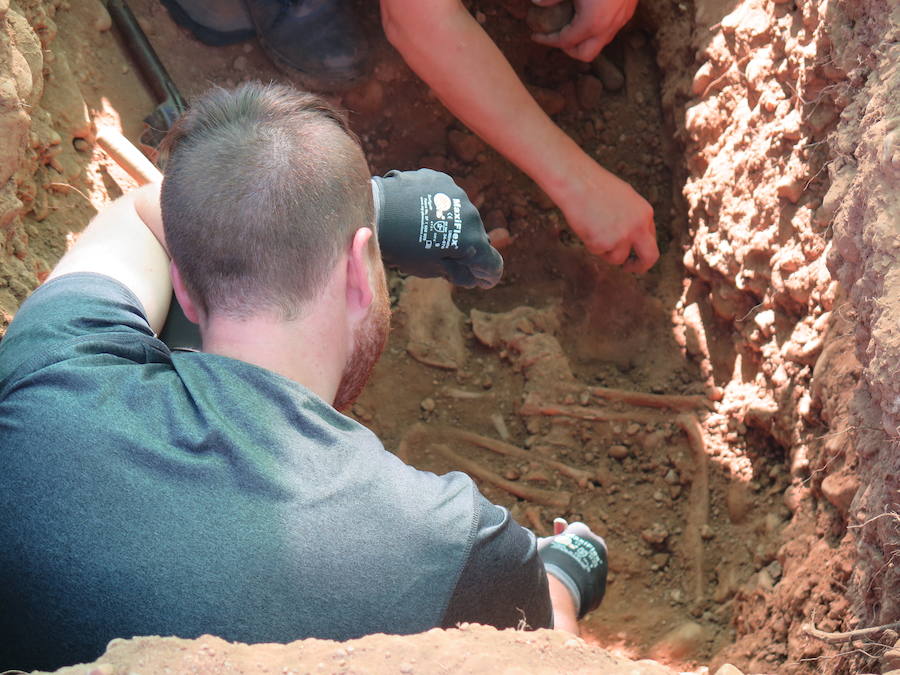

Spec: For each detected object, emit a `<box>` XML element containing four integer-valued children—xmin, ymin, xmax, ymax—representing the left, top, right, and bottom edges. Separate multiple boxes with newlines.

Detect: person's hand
<box><xmin>538</xmin><ymin>518</ymin><xmax>608</xmax><ymax>619</ymax></box>
<box><xmin>372</xmin><ymin>169</ymin><xmax>504</xmax><ymax>289</ymax></box>
<box><xmin>530</xmin><ymin>0</ymin><xmax>639</xmax><ymax>62</ymax></box>
<box><xmin>552</xmin><ymin>157</ymin><xmax>658</xmax><ymax>273</ymax></box>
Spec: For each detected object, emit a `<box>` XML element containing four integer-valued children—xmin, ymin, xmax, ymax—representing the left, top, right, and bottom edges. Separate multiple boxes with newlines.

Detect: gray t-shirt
<box><xmin>0</xmin><ymin>274</ymin><xmax>551</xmax><ymax>672</ymax></box>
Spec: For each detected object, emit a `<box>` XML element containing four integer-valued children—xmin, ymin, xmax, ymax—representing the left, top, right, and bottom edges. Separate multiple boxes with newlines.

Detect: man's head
<box><xmin>160</xmin><ymin>82</ymin><xmax>389</xmax><ymax>408</ymax></box>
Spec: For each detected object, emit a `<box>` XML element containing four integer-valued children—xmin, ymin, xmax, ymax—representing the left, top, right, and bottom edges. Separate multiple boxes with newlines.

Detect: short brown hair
<box><xmin>159</xmin><ymin>82</ymin><xmax>373</xmax><ymax>318</ymax></box>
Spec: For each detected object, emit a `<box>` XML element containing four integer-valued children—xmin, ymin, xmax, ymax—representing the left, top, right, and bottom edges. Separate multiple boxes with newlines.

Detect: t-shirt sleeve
<box><xmin>440</xmin><ymin>487</ymin><xmax>553</xmax><ymax>630</ymax></box>
<box><xmin>0</xmin><ymin>272</ymin><xmax>156</xmax><ymax>388</ymax></box>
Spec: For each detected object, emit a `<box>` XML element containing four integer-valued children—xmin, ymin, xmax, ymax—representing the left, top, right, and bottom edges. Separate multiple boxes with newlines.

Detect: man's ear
<box><xmin>170</xmin><ymin>262</ymin><xmax>200</xmax><ymax>324</ymax></box>
<box><xmin>345</xmin><ymin>227</ymin><xmax>375</xmax><ymax>317</ymax></box>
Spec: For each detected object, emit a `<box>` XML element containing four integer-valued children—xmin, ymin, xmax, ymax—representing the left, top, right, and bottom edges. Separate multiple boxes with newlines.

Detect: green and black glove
<box><xmin>372</xmin><ymin>169</ymin><xmax>504</xmax><ymax>289</ymax></box>
<box><xmin>538</xmin><ymin>519</ymin><xmax>608</xmax><ymax>620</ymax></box>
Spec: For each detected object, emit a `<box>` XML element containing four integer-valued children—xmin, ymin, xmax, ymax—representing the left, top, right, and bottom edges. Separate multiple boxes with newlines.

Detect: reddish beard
<box><xmin>332</xmin><ymin>277</ymin><xmax>391</xmax><ymax>411</ymax></box>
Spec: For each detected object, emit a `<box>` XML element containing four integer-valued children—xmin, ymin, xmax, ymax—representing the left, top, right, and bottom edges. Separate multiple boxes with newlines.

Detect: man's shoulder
<box><xmin>0</xmin><ymin>273</ymin><xmax>163</xmax><ymax>392</ymax></box>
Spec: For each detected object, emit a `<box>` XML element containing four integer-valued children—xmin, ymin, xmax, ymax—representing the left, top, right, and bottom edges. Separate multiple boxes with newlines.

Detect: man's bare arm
<box><xmin>548</xmin><ymin>572</ymin><xmax>580</xmax><ymax>634</ymax></box>
<box><xmin>48</xmin><ymin>183</ymin><xmax>171</xmax><ymax>333</ymax></box>
<box><xmin>380</xmin><ymin>0</ymin><xmax>658</xmax><ymax>272</ymax></box>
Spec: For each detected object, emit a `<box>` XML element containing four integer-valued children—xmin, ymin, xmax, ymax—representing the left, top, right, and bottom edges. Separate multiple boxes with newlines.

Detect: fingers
<box><xmin>622</xmin><ymin>221</ymin><xmax>659</xmax><ymax>274</ymax></box>
<box><xmin>441</xmin><ymin>259</ymin><xmax>479</xmax><ymax>288</ymax></box>
<box><xmin>599</xmin><ymin>241</ymin><xmax>632</xmax><ymax>266</ymax></box>
<box><xmin>564</xmin><ymin>35</ymin><xmax>606</xmax><ymax>61</ymax></box>
<box><xmin>531</xmin><ymin>14</ymin><xmax>594</xmax><ymax>49</ymax></box>
<box><xmin>447</xmin><ymin>242</ymin><xmax>504</xmax><ymax>289</ymax></box>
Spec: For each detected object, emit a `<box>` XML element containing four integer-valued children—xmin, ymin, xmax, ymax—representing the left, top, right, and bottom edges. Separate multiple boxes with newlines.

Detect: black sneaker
<box><xmin>159</xmin><ymin>0</ymin><xmax>255</xmax><ymax>46</ymax></box>
<box><xmin>244</xmin><ymin>0</ymin><xmax>370</xmax><ymax>89</ymax></box>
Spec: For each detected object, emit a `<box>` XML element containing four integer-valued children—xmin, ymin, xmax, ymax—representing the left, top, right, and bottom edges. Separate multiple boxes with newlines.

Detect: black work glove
<box><xmin>538</xmin><ymin>519</ymin><xmax>608</xmax><ymax>620</ymax></box>
<box><xmin>371</xmin><ymin>169</ymin><xmax>504</xmax><ymax>289</ymax></box>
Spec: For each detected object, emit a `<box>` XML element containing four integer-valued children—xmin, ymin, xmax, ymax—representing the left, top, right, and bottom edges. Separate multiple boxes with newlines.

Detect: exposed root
<box><xmin>524</xmin><ymin>506</ymin><xmax>549</xmax><ymax>535</ymax></box>
<box><xmin>490</xmin><ymin>413</ymin><xmax>511</xmax><ymax>441</ymax></box>
<box><xmin>802</xmin><ymin>618</ymin><xmax>900</xmax><ymax>644</ymax></box>
<box><xmin>676</xmin><ymin>414</ymin><xmax>710</xmax><ymax>602</ymax></box>
<box><xmin>519</xmin><ymin>395</ymin><xmax>664</xmax><ymax>426</ymax></box>
<box><xmin>585</xmin><ymin>386</ymin><xmax>713</xmax><ymax>411</ymax></box>
<box><xmin>431</xmin><ymin>444</ymin><xmax>571</xmax><ymax>509</ymax></box>
<box><xmin>556</xmin><ymin>382</ymin><xmax>712</xmax><ymax>411</ymax></box>
<box><xmin>404</xmin><ymin>423</ymin><xmax>595</xmax><ymax>487</ymax></box>
<box><xmin>442</xmin><ymin>387</ymin><xmax>489</xmax><ymax>400</ymax></box>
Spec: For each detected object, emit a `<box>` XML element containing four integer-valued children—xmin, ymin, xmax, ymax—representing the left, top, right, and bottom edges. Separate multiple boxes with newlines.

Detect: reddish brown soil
<box><xmin>1</xmin><ymin>0</ymin><xmax>898</xmax><ymax>674</ymax></box>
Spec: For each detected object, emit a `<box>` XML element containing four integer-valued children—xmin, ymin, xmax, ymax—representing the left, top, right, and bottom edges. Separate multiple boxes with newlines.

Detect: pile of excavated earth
<box><xmin>1</xmin><ymin>0</ymin><xmax>897</xmax><ymax>673</ymax></box>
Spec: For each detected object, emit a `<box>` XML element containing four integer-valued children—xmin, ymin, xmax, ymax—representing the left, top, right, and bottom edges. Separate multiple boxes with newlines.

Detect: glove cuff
<box><xmin>539</xmin><ymin>534</ymin><xmax>608</xmax><ymax>620</ymax></box>
<box><xmin>370</xmin><ymin>172</ymin><xmax>407</xmax><ymax>269</ymax></box>
<box><xmin>370</xmin><ymin>176</ymin><xmax>384</xmax><ymax>234</ymax></box>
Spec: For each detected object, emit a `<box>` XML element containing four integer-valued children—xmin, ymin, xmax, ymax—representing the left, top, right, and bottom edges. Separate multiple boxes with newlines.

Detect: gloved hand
<box><xmin>538</xmin><ymin>518</ymin><xmax>608</xmax><ymax>620</ymax></box>
<box><xmin>371</xmin><ymin>169</ymin><xmax>504</xmax><ymax>289</ymax></box>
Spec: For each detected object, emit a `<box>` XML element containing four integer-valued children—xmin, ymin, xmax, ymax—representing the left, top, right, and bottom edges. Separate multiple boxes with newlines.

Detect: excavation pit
<box><xmin>0</xmin><ymin>0</ymin><xmax>897</xmax><ymax>673</ymax></box>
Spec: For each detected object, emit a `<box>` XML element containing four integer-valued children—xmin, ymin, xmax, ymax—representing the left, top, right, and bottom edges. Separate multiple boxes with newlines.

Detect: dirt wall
<box><xmin>644</xmin><ymin>0</ymin><xmax>899</xmax><ymax>670</ymax></box>
<box><xmin>825</xmin><ymin>0</ymin><xmax>900</xmax><ymax>641</ymax></box>
<box><xmin>0</xmin><ymin>0</ymin><xmax>111</xmax><ymax>331</ymax></box>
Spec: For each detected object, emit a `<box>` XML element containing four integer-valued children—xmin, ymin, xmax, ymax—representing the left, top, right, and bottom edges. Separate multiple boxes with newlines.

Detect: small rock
<box><xmin>399</xmin><ymin>663</ymin><xmax>414</xmax><ymax>674</ymax></box>
<box><xmin>821</xmin><ymin>472</ymin><xmax>859</xmax><ymax>516</ymax></box>
<box><xmin>700</xmin><ymin>524</ymin><xmax>714</xmax><ymax>540</ymax></box>
<box><xmin>233</xmin><ymin>55</ymin><xmax>248</xmax><ymax>71</ymax></box>
<box><xmin>576</xmin><ymin>74</ymin><xmax>604</xmax><ymax>110</ymax></box>
<box><xmin>608</xmin><ymin>444</ymin><xmax>630</xmax><ymax>460</ymax></box>
<box><xmin>725</xmin><ymin>482</ymin><xmax>753</xmax><ymax>523</ymax></box>
<box><xmin>420</xmin><ymin>397</ymin><xmax>436</xmax><ymax>412</ymax></box>
<box><xmin>713</xmin><ymin>664</ymin><xmax>745</xmax><ymax>675</ymax></box>
<box><xmin>73</xmin><ymin>138</ymin><xmax>91</xmax><ymax>153</ymax></box>
<box><xmin>591</xmin><ymin>55</ymin><xmax>625</xmax><ymax>92</ymax></box>
<box><xmin>342</xmin><ymin>80</ymin><xmax>385</xmax><ymax>117</ymax></box>
<box><xmin>94</xmin><ymin>6</ymin><xmax>112</xmax><ymax>31</ymax></box>
<box><xmin>527</xmin><ymin>85</ymin><xmax>566</xmax><ymax>116</ymax></box>
<box><xmin>882</xmin><ymin>644</ymin><xmax>900</xmax><ymax>671</ymax></box>
<box><xmin>503</xmin><ymin>469</ymin><xmax>520</xmax><ymax>481</ymax></box>
<box><xmin>526</xmin><ymin>0</ymin><xmax>574</xmax><ymax>33</ymax></box>
<box><xmin>784</xmin><ymin>484</ymin><xmax>809</xmax><ymax>512</ymax></box>
<box><xmin>776</xmin><ymin>175</ymin><xmax>804</xmax><ymax>203</ymax></box>
<box><xmin>488</xmin><ymin>227</ymin><xmax>513</xmax><ymax>249</ymax></box>
<box><xmin>691</xmin><ymin>62</ymin><xmax>714</xmax><ymax>96</ymax></box>
<box><xmin>641</xmin><ymin>522</ymin><xmax>669</xmax><ymax>546</ymax></box>
<box><xmin>447</xmin><ymin>129</ymin><xmax>484</xmax><ymax>163</ymax></box>
<box><xmin>664</xmin><ymin>469</ymin><xmax>680</xmax><ymax>485</ymax></box>
<box><xmin>651</xmin><ymin>621</ymin><xmax>709</xmax><ymax>660</ymax></box>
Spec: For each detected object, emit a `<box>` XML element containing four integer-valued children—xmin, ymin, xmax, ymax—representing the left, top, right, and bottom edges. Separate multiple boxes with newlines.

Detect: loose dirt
<box><xmin>1</xmin><ymin>0</ymin><xmax>898</xmax><ymax>674</ymax></box>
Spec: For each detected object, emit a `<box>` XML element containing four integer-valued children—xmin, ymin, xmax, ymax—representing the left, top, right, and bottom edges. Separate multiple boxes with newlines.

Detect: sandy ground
<box><xmin>0</xmin><ymin>0</ymin><xmax>898</xmax><ymax>674</ymax></box>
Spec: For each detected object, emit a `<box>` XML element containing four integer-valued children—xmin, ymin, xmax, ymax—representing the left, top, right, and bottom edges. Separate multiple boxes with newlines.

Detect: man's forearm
<box><xmin>547</xmin><ymin>572</ymin><xmax>580</xmax><ymax>634</ymax></box>
<box><xmin>48</xmin><ymin>183</ymin><xmax>172</xmax><ymax>333</ymax></box>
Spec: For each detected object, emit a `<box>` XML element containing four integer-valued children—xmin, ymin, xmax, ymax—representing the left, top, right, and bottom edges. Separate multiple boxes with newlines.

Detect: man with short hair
<box><xmin>0</xmin><ymin>82</ymin><xmax>606</xmax><ymax>672</ymax></box>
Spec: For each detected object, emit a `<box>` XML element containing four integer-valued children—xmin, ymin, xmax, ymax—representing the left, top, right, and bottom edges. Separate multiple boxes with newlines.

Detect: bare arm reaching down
<box><xmin>380</xmin><ymin>0</ymin><xmax>658</xmax><ymax>273</ymax></box>
<box><xmin>48</xmin><ymin>183</ymin><xmax>171</xmax><ymax>333</ymax></box>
